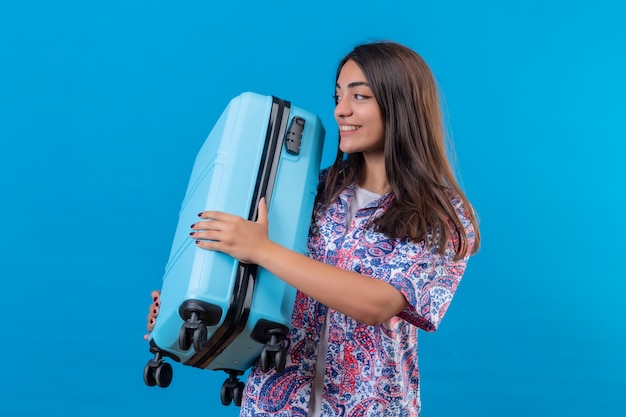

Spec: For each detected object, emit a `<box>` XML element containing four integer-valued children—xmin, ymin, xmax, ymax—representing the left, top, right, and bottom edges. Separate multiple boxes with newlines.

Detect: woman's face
<box><xmin>334</xmin><ymin>60</ymin><xmax>385</xmax><ymax>157</ymax></box>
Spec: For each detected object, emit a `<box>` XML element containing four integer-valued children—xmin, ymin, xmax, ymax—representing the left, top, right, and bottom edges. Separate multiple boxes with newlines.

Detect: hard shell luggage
<box><xmin>143</xmin><ymin>92</ymin><xmax>325</xmax><ymax>406</ymax></box>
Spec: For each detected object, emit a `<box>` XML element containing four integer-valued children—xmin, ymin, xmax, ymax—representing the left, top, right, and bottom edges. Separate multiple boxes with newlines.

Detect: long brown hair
<box><xmin>317</xmin><ymin>41</ymin><xmax>480</xmax><ymax>260</ymax></box>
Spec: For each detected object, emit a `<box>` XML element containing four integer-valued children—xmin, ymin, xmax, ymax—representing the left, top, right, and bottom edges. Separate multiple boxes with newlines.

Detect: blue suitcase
<box><xmin>143</xmin><ymin>92</ymin><xmax>325</xmax><ymax>406</ymax></box>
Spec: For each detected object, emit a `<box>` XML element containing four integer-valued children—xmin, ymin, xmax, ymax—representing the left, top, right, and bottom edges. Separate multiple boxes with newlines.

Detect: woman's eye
<box><xmin>334</xmin><ymin>93</ymin><xmax>371</xmax><ymax>104</ymax></box>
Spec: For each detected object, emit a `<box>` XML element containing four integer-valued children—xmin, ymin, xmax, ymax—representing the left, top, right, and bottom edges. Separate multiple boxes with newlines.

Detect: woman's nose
<box><xmin>334</xmin><ymin>97</ymin><xmax>352</xmax><ymax>118</ymax></box>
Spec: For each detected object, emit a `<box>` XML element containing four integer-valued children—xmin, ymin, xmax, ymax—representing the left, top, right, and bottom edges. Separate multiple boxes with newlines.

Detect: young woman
<box><xmin>146</xmin><ymin>40</ymin><xmax>480</xmax><ymax>417</ymax></box>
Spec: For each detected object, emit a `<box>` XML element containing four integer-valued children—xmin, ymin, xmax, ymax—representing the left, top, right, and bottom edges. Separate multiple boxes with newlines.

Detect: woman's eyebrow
<box><xmin>335</xmin><ymin>81</ymin><xmax>370</xmax><ymax>89</ymax></box>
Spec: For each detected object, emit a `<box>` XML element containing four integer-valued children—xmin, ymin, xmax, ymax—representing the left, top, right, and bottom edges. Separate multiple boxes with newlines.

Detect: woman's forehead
<box><xmin>336</xmin><ymin>60</ymin><xmax>369</xmax><ymax>88</ymax></box>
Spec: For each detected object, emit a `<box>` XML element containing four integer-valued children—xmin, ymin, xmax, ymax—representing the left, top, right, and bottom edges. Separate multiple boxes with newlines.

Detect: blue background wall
<box><xmin>1</xmin><ymin>0</ymin><xmax>624</xmax><ymax>415</ymax></box>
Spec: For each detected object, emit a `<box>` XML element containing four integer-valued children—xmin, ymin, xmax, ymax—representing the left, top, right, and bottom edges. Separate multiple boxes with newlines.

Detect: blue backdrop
<box><xmin>1</xmin><ymin>1</ymin><xmax>624</xmax><ymax>416</ymax></box>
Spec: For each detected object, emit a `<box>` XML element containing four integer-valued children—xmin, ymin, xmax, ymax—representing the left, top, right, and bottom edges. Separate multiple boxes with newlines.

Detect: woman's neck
<box><xmin>359</xmin><ymin>153</ymin><xmax>390</xmax><ymax>195</ymax></box>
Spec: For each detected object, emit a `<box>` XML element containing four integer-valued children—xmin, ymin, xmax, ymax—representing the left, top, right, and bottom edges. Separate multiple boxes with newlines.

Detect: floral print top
<box><xmin>240</xmin><ymin>175</ymin><xmax>476</xmax><ymax>417</ymax></box>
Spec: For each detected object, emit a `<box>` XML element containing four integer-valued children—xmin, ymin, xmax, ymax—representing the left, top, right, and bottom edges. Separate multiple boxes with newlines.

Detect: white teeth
<box><xmin>340</xmin><ymin>125</ymin><xmax>358</xmax><ymax>131</ymax></box>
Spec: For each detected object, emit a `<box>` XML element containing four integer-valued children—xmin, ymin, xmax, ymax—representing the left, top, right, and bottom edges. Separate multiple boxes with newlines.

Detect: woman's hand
<box><xmin>190</xmin><ymin>197</ymin><xmax>270</xmax><ymax>264</ymax></box>
<box><xmin>144</xmin><ymin>290</ymin><xmax>161</xmax><ymax>341</ymax></box>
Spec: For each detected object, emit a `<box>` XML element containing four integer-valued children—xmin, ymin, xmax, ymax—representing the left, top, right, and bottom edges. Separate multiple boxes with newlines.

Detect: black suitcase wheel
<box><xmin>260</xmin><ymin>332</ymin><xmax>286</xmax><ymax>373</ymax></box>
<box><xmin>221</xmin><ymin>372</ymin><xmax>244</xmax><ymax>406</ymax></box>
<box><xmin>221</xmin><ymin>379</ymin><xmax>233</xmax><ymax>406</ymax></box>
<box><xmin>233</xmin><ymin>381</ymin><xmax>245</xmax><ymax>406</ymax></box>
<box><xmin>179</xmin><ymin>325</ymin><xmax>192</xmax><ymax>351</ymax></box>
<box><xmin>192</xmin><ymin>325</ymin><xmax>208</xmax><ymax>352</ymax></box>
<box><xmin>259</xmin><ymin>346</ymin><xmax>287</xmax><ymax>373</ymax></box>
<box><xmin>274</xmin><ymin>347</ymin><xmax>287</xmax><ymax>373</ymax></box>
<box><xmin>155</xmin><ymin>362</ymin><xmax>173</xmax><ymax>388</ymax></box>
<box><xmin>143</xmin><ymin>362</ymin><xmax>157</xmax><ymax>387</ymax></box>
<box><xmin>144</xmin><ymin>353</ymin><xmax>173</xmax><ymax>388</ymax></box>
<box><xmin>179</xmin><ymin>311</ymin><xmax>208</xmax><ymax>352</ymax></box>
<box><xmin>259</xmin><ymin>348</ymin><xmax>271</xmax><ymax>373</ymax></box>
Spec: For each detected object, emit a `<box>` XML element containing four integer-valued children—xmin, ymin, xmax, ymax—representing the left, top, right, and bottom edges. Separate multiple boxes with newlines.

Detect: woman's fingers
<box><xmin>196</xmin><ymin>210</ymin><xmax>236</xmax><ymax>222</ymax></box>
<box><xmin>145</xmin><ymin>290</ymin><xmax>162</xmax><ymax>337</ymax></box>
<box><xmin>191</xmin><ymin>206</ymin><xmax>269</xmax><ymax>264</ymax></box>
<box><xmin>146</xmin><ymin>306</ymin><xmax>159</xmax><ymax>331</ymax></box>
<box><xmin>192</xmin><ymin>216</ymin><xmax>237</xmax><ymax>233</ymax></box>
<box><xmin>191</xmin><ymin>215</ymin><xmax>242</xmax><ymax>244</ymax></box>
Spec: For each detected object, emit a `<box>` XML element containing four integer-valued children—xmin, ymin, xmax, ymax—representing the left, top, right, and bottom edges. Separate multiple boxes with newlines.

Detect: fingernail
<box><xmin>153</xmin><ymin>296</ymin><xmax>158</xmax><ymax>301</ymax></box>
<box><xmin>197</xmin><ymin>213</ymin><xmax>203</xmax><ymax>217</ymax></box>
<box><xmin>190</xmin><ymin>232</ymin><xmax>195</xmax><ymax>236</ymax></box>
<box><xmin>153</xmin><ymin>309</ymin><xmax>157</xmax><ymax>314</ymax></box>
<box><xmin>190</xmin><ymin>223</ymin><xmax>195</xmax><ymax>229</ymax></box>
<box><xmin>196</xmin><ymin>240</ymin><xmax>201</xmax><ymax>244</ymax></box>
<box><xmin>155</xmin><ymin>301</ymin><xmax>160</xmax><ymax>307</ymax></box>
<box><xmin>149</xmin><ymin>318</ymin><xmax>154</xmax><ymax>324</ymax></box>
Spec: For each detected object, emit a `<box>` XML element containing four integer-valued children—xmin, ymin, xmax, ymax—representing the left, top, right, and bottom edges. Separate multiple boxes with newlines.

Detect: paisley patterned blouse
<box><xmin>239</xmin><ymin>175</ymin><xmax>476</xmax><ymax>417</ymax></box>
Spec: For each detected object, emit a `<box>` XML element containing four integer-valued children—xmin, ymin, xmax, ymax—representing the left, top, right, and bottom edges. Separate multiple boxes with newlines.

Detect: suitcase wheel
<box><xmin>143</xmin><ymin>354</ymin><xmax>173</xmax><ymax>388</ymax></box>
<box><xmin>259</xmin><ymin>333</ymin><xmax>288</xmax><ymax>373</ymax></box>
<box><xmin>221</xmin><ymin>372</ymin><xmax>245</xmax><ymax>406</ymax></box>
<box><xmin>178</xmin><ymin>311</ymin><xmax>208</xmax><ymax>352</ymax></box>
